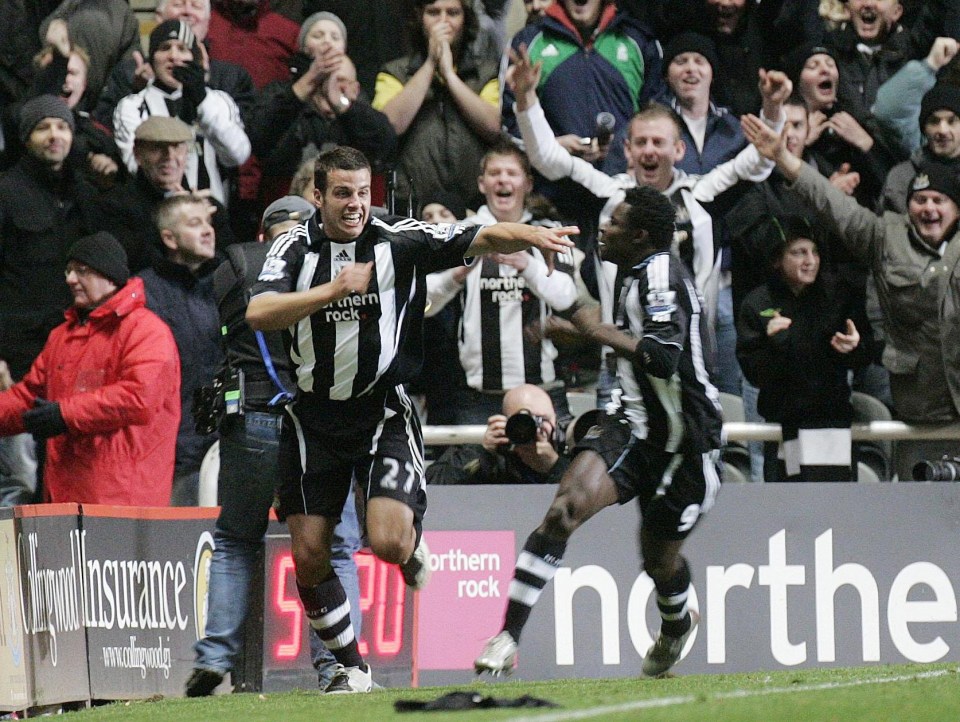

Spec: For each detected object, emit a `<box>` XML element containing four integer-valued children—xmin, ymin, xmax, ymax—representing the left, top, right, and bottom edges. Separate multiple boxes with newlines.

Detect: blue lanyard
<box><xmin>255</xmin><ymin>330</ymin><xmax>294</xmax><ymax>407</ymax></box>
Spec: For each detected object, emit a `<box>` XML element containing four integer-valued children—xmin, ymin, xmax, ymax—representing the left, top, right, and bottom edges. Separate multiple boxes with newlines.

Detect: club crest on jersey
<box><xmin>431</xmin><ymin>222</ymin><xmax>466</xmax><ymax>241</ymax></box>
<box><xmin>646</xmin><ymin>290</ymin><xmax>676</xmax><ymax>322</ymax></box>
<box><xmin>258</xmin><ymin>256</ymin><xmax>286</xmax><ymax>281</ymax></box>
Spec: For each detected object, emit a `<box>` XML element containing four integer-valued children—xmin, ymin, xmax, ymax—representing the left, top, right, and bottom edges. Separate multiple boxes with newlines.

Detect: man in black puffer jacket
<box><xmin>139</xmin><ymin>192</ymin><xmax>223</xmax><ymax>506</ymax></box>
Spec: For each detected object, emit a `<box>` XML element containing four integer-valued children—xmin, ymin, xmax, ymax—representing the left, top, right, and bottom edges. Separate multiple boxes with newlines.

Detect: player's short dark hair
<box><xmin>622</xmin><ymin>186</ymin><xmax>676</xmax><ymax>249</ymax></box>
<box><xmin>628</xmin><ymin>101</ymin><xmax>684</xmax><ymax>141</ymax></box>
<box><xmin>314</xmin><ymin>146</ymin><xmax>370</xmax><ymax>193</ymax></box>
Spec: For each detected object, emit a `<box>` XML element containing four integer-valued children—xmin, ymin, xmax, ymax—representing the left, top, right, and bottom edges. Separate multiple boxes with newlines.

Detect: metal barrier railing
<box><xmin>422</xmin><ymin>422</ymin><xmax>960</xmax><ymax>446</ymax></box>
<box><xmin>725</xmin><ymin>421</ymin><xmax>960</xmax><ymax>442</ymax></box>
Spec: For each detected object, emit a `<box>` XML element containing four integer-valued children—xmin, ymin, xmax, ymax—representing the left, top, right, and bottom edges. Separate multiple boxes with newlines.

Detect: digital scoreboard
<box><xmin>249</xmin><ymin>531</ymin><xmax>416</xmax><ymax>691</ymax></box>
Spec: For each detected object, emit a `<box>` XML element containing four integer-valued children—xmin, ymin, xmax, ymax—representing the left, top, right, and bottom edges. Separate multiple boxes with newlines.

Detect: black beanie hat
<box><xmin>919</xmin><ymin>83</ymin><xmax>960</xmax><ymax>131</ymax></box>
<box><xmin>662</xmin><ymin>32</ymin><xmax>719</xmax><ymax>75</ymax></box>
<box><xmin>19</xmin><ymin>94</ymin><xmax>75</xmax><ymax>143</ymax></box>
<box><xmin>419</xmin><ymin>190</ymin><xmax>467</xmax><ymax>221</ymax></box>
<box><xmin>783</xmin><ymin>42</ymin><xmax>838</xmax><ymax>84</ymax></box>
<box><xmin>66</xmin><ymin>232</ymin><xmax>130</xmax><ymax>287</ymax></box>
<box><xmin>765</xmin><ymin>214</ymin><xmax>820</xmax><ymax>267</ymax></box>
<box><xmin>908</xmin><ymin>161</ymin><xmax>960</xmax><ymax>207</ymax></box>
<box><xmin>149</xmin><ymin>19</ymin><xmax>198</xmax><ymax>60</ymax></box>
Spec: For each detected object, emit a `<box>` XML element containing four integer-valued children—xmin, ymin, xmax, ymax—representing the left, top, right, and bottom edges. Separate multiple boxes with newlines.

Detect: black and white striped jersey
<box><xmin>458</xmin><ymin>250</ymin><xmax>575</xmax><ymax>391</ymax></box>
<box><xmin>615</xmin><ymin>251</ymin><xmax>723</xmax><ymax>454</ymax></box>
<box><xmin>427</xmin><ymin>208</ymin><xmax>577</xmax><ymax>391</ymax></box>
<box><xmin>250</xmin><ymin>215</ymin><xmax>481</xmax><ymax>401</ymax></box>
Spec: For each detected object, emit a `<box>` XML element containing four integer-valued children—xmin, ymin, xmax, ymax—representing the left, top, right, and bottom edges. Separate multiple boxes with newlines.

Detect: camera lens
<box><xmin>505</xmin><ymin>412</ymin><xmax>539</xmax><ymax>445</ymax></box>
<box><xmin>912</xmin><ymin>459</ymin><xmax>960</xmax><ymax>481</ymax></box>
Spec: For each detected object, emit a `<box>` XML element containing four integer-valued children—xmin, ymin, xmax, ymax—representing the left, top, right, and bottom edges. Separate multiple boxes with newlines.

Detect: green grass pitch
<box><xmin>68</xmin><ymin>663</ymin><xmax>960</xmax><ymax>721</ymax></box>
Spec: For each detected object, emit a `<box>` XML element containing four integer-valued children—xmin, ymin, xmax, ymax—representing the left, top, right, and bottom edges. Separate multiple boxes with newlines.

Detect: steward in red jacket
<box><xmin>0</xmin><ymin>232</ymin><xmax>180</xmax><ymax>505</ymax></box>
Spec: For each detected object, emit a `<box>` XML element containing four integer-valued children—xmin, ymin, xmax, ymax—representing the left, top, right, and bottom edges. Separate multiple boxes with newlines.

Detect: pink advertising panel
<box><xmin>417</xmin><ymin>531</ymin><xmax>516</xmax><ymax>670</ymax></box>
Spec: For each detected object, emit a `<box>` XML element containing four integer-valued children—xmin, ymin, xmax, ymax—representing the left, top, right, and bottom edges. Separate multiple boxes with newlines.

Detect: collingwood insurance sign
<box><xmin>14</xmin><ymin>507</ymin><xmax>217</xmax><ymax>702</ymax></box>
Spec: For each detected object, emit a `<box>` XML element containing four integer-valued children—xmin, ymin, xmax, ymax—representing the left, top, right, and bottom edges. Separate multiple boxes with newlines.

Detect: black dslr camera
<box><xmin>505</xmin><ymin>409</ymin><xmax>546</xmax><ymax>446</ymax></box>
<box><xmin>190</xmin><ymin>369</ymin><xmax>243</xmax><ymax>435</ymax></box>
<box><xmin>912</xmin><ymin>455</ymin><xmax>960</xmax><ymax>481</ymax></box>
<box><xmin>192</xmin><ymin>378</ymin><xmax>224</xmax><ymax>435</ymax></box>
<box><xmin>504</xmin><ymin>408</ymin><xmax>565</xmax><ymax>453</ymax></box>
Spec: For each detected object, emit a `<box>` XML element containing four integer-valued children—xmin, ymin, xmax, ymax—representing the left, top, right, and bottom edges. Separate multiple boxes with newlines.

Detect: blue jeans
<box><xmin>713</xmin><ymin>285</ymin><xmax>742</xmax><ymax>395</ymax></box>
<box><xmin>193</xmin><ymin>412</ymin><xmax>362</xmax><ymax>681</ymax></box>
<box><xmin>740</xmin><ymin>380</ymin><xmax>765</xmax><ymax>483</ymax></box>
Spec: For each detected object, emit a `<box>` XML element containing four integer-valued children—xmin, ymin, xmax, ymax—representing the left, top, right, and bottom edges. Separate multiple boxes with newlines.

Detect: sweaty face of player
<box><xmin>598</xmin><ymin>202</ymin><xmax>641</xmax><ymax>267</ymax></box>
<box><xmin>315</xmin><ymin>168</ymin><xmax>371</xmax><ymax>241</ymax></box>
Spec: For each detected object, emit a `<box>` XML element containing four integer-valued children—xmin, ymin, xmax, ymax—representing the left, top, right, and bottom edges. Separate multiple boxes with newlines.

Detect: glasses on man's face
<box><xmin>64</xmin><ymin>264</ymin><xmax>95</xmax><ymax>279</ymax></box>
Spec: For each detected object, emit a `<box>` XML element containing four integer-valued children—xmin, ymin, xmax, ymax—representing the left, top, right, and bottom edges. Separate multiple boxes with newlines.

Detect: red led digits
<box><xmin>268</xmin><ymin>548</ymin><xmax>409</xmax><ymax>667</ymax></box>
<box><xmin>375</xmin><ymin>562</ymin><xmax>405</xmax><ymax>656</ymax></box>
<box><xmin>356</xmin><ymin>552</ymin><xmax>406</xmax><ymax>657</ymax></box>
<box><xmin>274</xmin><ymin>554</ymin><xmax>302</xmax><ymax>659</ymax></box>
<box><xmin>356</xmin><ymin>553</ymin><xmax>376</xmax><ymax>656</ymax></box>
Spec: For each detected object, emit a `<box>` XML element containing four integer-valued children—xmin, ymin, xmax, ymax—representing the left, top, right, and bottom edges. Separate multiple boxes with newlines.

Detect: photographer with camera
<box><xmin>426</xmin><ymin>384</ymin><xmax>570</xmax><ymax>485</ymax></box>
<box><xmin>113</xmin><ymin>19</ymin><xmax>251</xmax><ymax>207</ymax></box>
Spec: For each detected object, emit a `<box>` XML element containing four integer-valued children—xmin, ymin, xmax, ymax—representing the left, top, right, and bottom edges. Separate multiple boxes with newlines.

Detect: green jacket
<box><xmin>791</xmin><ymin>163</ymin><xmax>960</xmax><ymax>423</ymax></box>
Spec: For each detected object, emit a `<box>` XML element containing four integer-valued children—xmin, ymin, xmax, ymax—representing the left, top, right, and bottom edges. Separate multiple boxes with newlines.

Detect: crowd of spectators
<box><xmin>3</xmin><ymin>0</ymin><xmax>960</xmax><ymax>503</ymax></box>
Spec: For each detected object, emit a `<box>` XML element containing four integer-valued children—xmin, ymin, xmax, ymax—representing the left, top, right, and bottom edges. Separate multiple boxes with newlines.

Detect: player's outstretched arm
<box><xmin>247</xmin><ymin>262</ymin><xmax>373</xmax><ymax>331</ymax></box>
<box><xmin>467</xmin><ymin>223</ymin><xmax>577</xmax><ymax>259</ymax></box>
